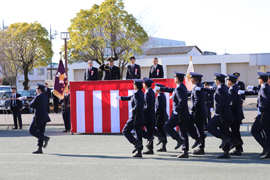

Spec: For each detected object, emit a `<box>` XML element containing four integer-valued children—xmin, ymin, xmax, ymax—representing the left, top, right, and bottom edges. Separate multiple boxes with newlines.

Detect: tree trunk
<box><xmin>23</xmin><ymin>68</ymin><xmax>29</xmax><ymax>90</ymax></box>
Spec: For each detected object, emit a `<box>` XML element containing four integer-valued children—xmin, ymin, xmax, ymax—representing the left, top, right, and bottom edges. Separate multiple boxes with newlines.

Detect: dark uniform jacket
<box><xmin>237</xmin><ymin>81</ymin><xmax>246</xmax><ymax>101</ymax></box>
<box><xmin>228</xmin><ymin>84</ymin><xmax>245</xmax><ymax>121</ymax></box>
<box><xmin>188</xmin><ymin>82</ymin><xmax>207</xmax><ymax>120</ymax></box>
<box><xmin>155</xmin><ymin>92</ymin><xmax>168</xmax><ymax>126</ymax></box>
<box><xmin>205</xmin><ymin>91</ymin><xmax>214</xmax><ymax>110</ymax></box>
<box><xmin>62</xmin><ymin>93</ymin><xmax>70</xmax><ymax>111</ymax></box>
<box><xmin>10</xmin><ymin>93</ymin><xmax>22</xmax><ymax>110</ymax></box>
<box><xmin>144</xmin><ymin>88</ymin><xmax>156</xmax><ymax>124</ymax></box>
<box><xmin>149</xmin><ymin>64</ymin><xmax>164</xmax><ymax>78</ymax></box>
<box><xmin>29</xmin><ymin>92</ymin><xmax>51</xmax><ymax>125</ymax></box>
<box><xmin>84</xmin><ymin>67</ymin><xmax>98</xmax><ymax>81</ymax></box>
<box><xmin>44</xmin><ymin>87</ymin><xmax>51</xmax><ymax>99</ymax></box>
<box><xmin>121</xmin><ymin>89</ymin><xmax>145</xmax><ymax>126</ymax></box>
<box><xmin>99</xmin><ymin>64</ymin><xmax>120</xmax><ymax>80</ymax></box>
<box><xmin>160</xmin><ymin>83</ymin><xmax>190</xmax><ymax>121</ymax></box>
<box><xmin>126</xmin><ymin>64</ymin><xmax>141</xmax><ymax>79</ymax></box>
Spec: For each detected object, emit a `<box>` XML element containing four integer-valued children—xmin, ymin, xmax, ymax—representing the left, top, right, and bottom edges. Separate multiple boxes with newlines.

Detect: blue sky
<box><xmin>1</xmin><ymin>0</ymin><xmax>270</xmax><ymax>62</ymax></box>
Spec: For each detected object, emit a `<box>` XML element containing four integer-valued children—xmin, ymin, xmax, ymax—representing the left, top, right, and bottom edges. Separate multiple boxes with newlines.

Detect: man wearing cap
<box><xmin>239</xmin><ymin>72</ymin><xmax>270</xmax><ymax>158</ymax></box>
<box><xmin>204</xmin><ymin>82</ymin><xmax>214</xmax><ymax>126</ymax></box>
<box><xmin>116</xmin><ymin>79</ymin><xmax>145</xmax><ymax>158</ymax></box>
<box><xmin>155</xmin><ymin>71</ymin><xmax>190</xmax><ymax>158</ymax></box>
<box><xmin>233</xmin><ymin>72</ymin><xmax>246</xmax><ymax>104</ymax></box>
<box><xmin>141</xmin><ymin>77</ymin><xmax>156</xmax><ymax>154</ymax></box>
<box><xmin>99</xmin><ymin>57</ymin><xmax>120</xmax><ymax>80</ymax></box>
<box><xmin>149</xmin><ymin>57</ymin><xmax>164</xmax><ymax>79</ymax></box>
<box><xmin>10</xmin><ymin>87</ymin><xmax>22</xmax><ymax>130</ymax></box>
<box><xmin>187</xmin><ymin>72</ymin><xmax>207</xmax><ymax>155</ymax></box>
<box><xmin>153</xmin><ymin>83</ymin><xmax>168</xmax><ymax>152</ymax></box>
<box><xmin>196</xmin><ymin>73</ymin><xmax>233</xmax><ymax>158</ymax></box>
<box><xmin>62</xmin><ymin>85</ymin><xmax>71</xmax><ymax>132</ymax></box>
<box><xmin>19</xmin><ymin>83</ymin><xmax>51</xmax><ymax>154</ymax></box>
<box><xmin>126</xmin><ymin>56</ymin><xmax>141</xmax><ymax>79</ymax></box>
<box><xmin>84</xmin><ymin>60</ymin><xmax>99</xmax><ymax>81</ymax></box>
<box><xmin>227</xmin><ymin>74</ymin><xmax>245</xmax><ymax>156</ymax></box>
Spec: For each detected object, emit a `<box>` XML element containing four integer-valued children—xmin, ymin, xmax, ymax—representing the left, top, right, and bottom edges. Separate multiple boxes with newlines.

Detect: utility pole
<box><xmin>50</xmin><ymin>25</ymin><xmax>52</xmax><ymax>80</ymax></box>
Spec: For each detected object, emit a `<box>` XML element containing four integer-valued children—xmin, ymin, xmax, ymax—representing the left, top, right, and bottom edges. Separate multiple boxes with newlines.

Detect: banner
<box><xmin>184</xmin><ymin>56</ymin><xmax>194</xmax><ymax>91</ymax></box>
<box><xmin>53</xmin><ymin>59</ymin><xmax>68</xmax><ymax>100</ymax></box>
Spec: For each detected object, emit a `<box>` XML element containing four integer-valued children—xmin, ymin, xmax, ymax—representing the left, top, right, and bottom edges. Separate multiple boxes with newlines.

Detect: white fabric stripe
<box><xmin>76</xmin><ymin>91</ymin><xmax>85</xmax><ymax>133</ymax></box>
<box><xmin>110</xmin><ymin>90</ymin><xmax>120</xmax><ymax>133</ymax></box>
<box><xmin>165</xmin><ymin>93</ymin><xmax>170</xmax><ymax>116</ymax></box>
<box><xmin>128</xmin><ymin>90</ymin><xmax>135</xmax><ymax>119</ymax></box>
<box><xmin>93</xmin><ymin>91</ymin><xmax>102</xmax><ymax>133</ymax></box>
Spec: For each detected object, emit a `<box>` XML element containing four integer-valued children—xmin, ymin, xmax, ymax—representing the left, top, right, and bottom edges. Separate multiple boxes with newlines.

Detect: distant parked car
<box><xmin>18</xmin><ymin>90</ymin><xmax>37</xmax><ymax>113</ymax></box>
<box><xmin>0</xmin><ymin>91</ymin><xmax>12</xmax><ymax>112</ymax></box>
<box><xmin>201</xmin><ymin>81</ymin><xmax>217</xmax><ymax>88</ymax></box>
<box><xmin>0</xmin><ymin>85</ymin><xmax>11</xmax><ymax>92</ymax></box>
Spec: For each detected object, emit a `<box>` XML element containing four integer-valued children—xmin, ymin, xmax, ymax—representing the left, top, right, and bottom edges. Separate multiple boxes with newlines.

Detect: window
<box><xmin>29</xmin><ymin>70</ymin><xmax>34</xmax><ymax>75</ymax></box>
<box><xmin>37</xmin><ymin>68</ymin><xmax>45</xmax><ymax>75</ymax></box>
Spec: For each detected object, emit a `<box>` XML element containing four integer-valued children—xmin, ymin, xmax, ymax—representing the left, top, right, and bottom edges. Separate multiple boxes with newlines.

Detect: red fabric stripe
<box><xmin>102</xmin><ymin>91</ymin><xmax>111</xmax><ymax>133</ymax></box>
<box><xmin>85</xmin><ymin>91</ymin><xmax>93</xmax><ymax>133</ymax></box>
<box><xmin>70</xmin><ymin>86</ymin><xmax>77</xmax><ymax>133</ymax></box>
<box><xmin>119</xmin><ymin>90</ymin><xmax>129</xmax><ymax>133</ymax></box>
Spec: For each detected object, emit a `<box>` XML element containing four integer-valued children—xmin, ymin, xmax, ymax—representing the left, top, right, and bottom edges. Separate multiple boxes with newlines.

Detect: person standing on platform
<box><xmin>10</xmin><ymin>87</ymin><xmax>22</xmax><ymax>130</ymax></box>
<box><xmin>52</xmin><ymin>93</ymin><xmax>59</xmax><ymax>114</ymax></box>
<box><xmin>233</xmin><ymin>72</ymin><xmax>245</xmax><ymax>104</ymax></box>
<box><xmin>62</xmin><ymin>85</ymin><xmax>71</xmax><ymax>132</ymax></box>
<box><xmin>116</xmin><ymin>79</ymin><xmax>145</xmax><ymax>158</ymax></box>
<box><xmin>196</xmin><ymin>73</ymin><xmax>234</xmax><ymax>158</ymax></box>
<box><xmin>204</xmin><ymin>82</ymin><xmax>214</xmax><ymax>126</ymax></box>
<box><xmin>153</xmin><ymin>83</ymin><xmax>168</xmax><ymax>152</ymax></box>
<box><xmin>84</xmin><ymin>60</ymin><xmax>99</xmax><ymax>81</ymax></box>
<box><xmin>126</xmin><ymin>56</ymin><xmax>141</xmax><ymax>79</ymax></box>
<box><xmin>149</xmin><ymin>57</ymin><xmax>164</xmax><ymax>79</ymax></box>
<box><xmin>44</xmin><ymin>83</ymin><xmax>51</xmax><ymax>114</ymax></box>
<box><xmin>141</xmin><ymin>77</ymin><xmax>156</xmax><ymax>155</ymax></box>
<box><xmin>20</xmin><ymin>83</ymin><xmax>51</xmax><ymax>154</ymax></box>
<box><xmin>226</xmin><ymin>74</ymin><xmax>245</xmax><ymax>156</ymax></box>
<box><xmin>187</xmin><ymin>72</ymin><xmax>207</xmax><ymax>155</ymax></box>
<box><xmin>99</xmin><ymin>57</ymin><xmax>120</xmax><ymax>80</ymax></box>
<box><xmin>155</xmin><ymin>71</ymin><xmax>190</xmax><ymax>158</ymax></box>
<box><xmin>239</xmin><ymin>72</ymin><xmax>270</xmax><ymax>159</ymax></box>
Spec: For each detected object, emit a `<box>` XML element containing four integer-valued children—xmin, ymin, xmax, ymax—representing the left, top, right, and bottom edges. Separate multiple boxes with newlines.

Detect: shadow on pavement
<box><xmin>49</xmin><ymin>153</ymin><xmax>132</xmax><ymax>159</ymax></box>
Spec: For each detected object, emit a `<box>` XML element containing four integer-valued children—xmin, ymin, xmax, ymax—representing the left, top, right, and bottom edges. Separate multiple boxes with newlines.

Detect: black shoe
<box><xmin>19</xmin><ymin>127</ymin><xmax>22</xmax><ymax>129</ymax></box>
<box><xmin>193</xmin><ymin>148</ymin><xmax>205</xmax><ymax>155</ymax></box>
<box><xmin>143</xmin><ymin>149</ymin><xmax>154</xmax><ymax>155</ymax></box>
<box><xmin>63</xmin><ymin>129</ymin><xmax>70</xmax><ymax>132</ymax></box>
<box><xmin>260</xmin><ymin>146</ymin><xmax>270</xmax><ymax>157</ymax></box>
<box><xmin>157</xmin><ymin>146</ymin><xmax>167</xmax><ymax>152</ymax></box>
<box><xmin>12</xmin><ymin>127</ymin><xmax>18</xmax><ymax>130</ymax></box>
<box><xmin>132</xmin><ymin>142</ymin><xmax>143</xmax><ymax>154</ymax></box>
<box><xmin>230</xmin><ymin>140</ymin><xmax>241</xmax><ymax>150</ymax></box>
<box><xmin>133</xmin><ymin>151</ymin><xmax>142</xmax><ymax>158</ymax></box>
<box><xmin>156</xmin><ymin>136</ymin><xmax>165</xmax><ymax>146</ymax></box>
<box><xmin>260</xmin><ymin>152</ymin><xmax>270</xmax><ymax>159</ymax></box>
<box><xmin>175</xmin><ymin>139</ymin><xmax>186</xmax><ymax>150</ymax></box>
<box><xmin>219</xmin><ymin>136</ymin><xmax>230</xmax><ymax>149</ymax></box>
<box><xmin>32</xmin><ymin>147</ymin><xmax>43</xmax><ymax>154</ymax></box>
<box><xmin>146</xmin><ymin>136</ymin><xmax>154</xmax><ymax>148</ymax></box>
<box><xmin>230</xmin><ymin>150</ymin><xmax>242</xmax><ymax>156</ymax></box>
<box><xmin>43</xmin><ymin>137</ymin><xmax>50</xmax><ymax>148</ymax></box>
<box><xmin>177</xmin><ymin>151</ymin><xmax>188</xmax><ymax>158</ymax></box>
<box><xmin>192</xmin><ymin>139</ymin><xmax>203</xmax><ymax>149</ymax></box>
<box><xmin>217</xmin><ymin>151</ymin><xmax>230</xmax><ymax>159</ymax></box>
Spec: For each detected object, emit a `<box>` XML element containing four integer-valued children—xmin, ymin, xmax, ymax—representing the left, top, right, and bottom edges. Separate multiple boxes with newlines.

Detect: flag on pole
<box><xmin>184</xmin><ymin>56</ymin><xmax>194</xmax><ymax>91</ymax></box>
<box><xmin>53</xmin><ymin>58</ymin><xmax>68</xmax><ymax>100</ymax></box>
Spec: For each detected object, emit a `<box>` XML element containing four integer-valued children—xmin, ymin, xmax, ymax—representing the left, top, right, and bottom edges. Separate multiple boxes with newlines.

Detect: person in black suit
<box><xmin>233</xmin><ymin>72</ymin><xmax>245</xmax><ymax>104</ymax></box>
<box><xmin>10</xmin><ymin>87</ymin><xmax>22</xmax><ymax>130</ymax></box>
<box><xmin>62</xmin><ymin>85</ymin><xmax>71</xmax><ymax>132</ymax></box>
<box><xmin>155</xmin><ymin>71</ymin><xmax>191</xmax><ymax>158</ymax></box>
<box><xmin>99</xmin><ymin>57</ymin><xmax>120</xmax><ymax>80</ymax></box>
<box><xmin>204</xmin><ymin>82</ymin><xmax>214</xmax><ymax>126</ymax></box>
<box><xmin>126</xmin><ymin>56</ymin><xmax>141</xmax><ymax>79</ymax></box>
<box><xmin>149</xmin><ymin>57</ymin><xmax>164</xmax><ymax>78</ymax></box>
<box><xmin>84</xmin><ymin>60</ymin><xmax>99</xmax><ymax>81</ymax></box>
<box><xmin>20</xmin><ymin>83</ymin><xmax>51</xmax><ymax>154</ymax></box>
<box><xmin>226</xmin><ymin>74</ymin><xmax>245</xmax><ymax>156</ymax></box>
<box><xmin>44</xmin><ymin>83</ymin><xmax>51</xmax><ymax>113</ymax></box>
<box><xmin>52</xmin><ymin>93</ymin><xmax>59</xmax><ymax>113</ymax></box>
<box><xmin>117</xmin><ymin>79</ymin><xmax>145</xmax><ymax>158</ymax></box>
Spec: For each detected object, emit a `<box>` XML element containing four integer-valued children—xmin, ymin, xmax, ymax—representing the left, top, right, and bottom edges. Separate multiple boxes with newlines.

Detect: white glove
<box><xmin>195</xmin><ymin>87</ymin><xmax>201</xmax><ymax>91</ymax></box>
<box><xmin>104</xmin><ymin>62</ymin><xmax>109</xmax><ymax>65</ymax></box>
<box><xmin>242</xmin><ymin>100</ymin><xmax>245</xmax><ymax>104</ymax></box>
<box><xmin>18</xmin><ymin>96</ymin><xmax>27</xmax><ymax>101</ymax></box>
<box><xmin>115</xmin><ymin>96</ymin><xmax>120</xmax><ymax>100</ymax></box>
<box><xmin>210</xmin><ymin>108</ymin><xmax>213</xmax><ymax>112</ymax></box>
<box><xmin>129</xmin><ymin>109</ymin><xmax>133</xmax><ymax>113</ymax></box>
<box><xmin>170</xmin><ymin>95</ymin><xmax>173</xmax><ymax>99</ymax></box>
<box><xmin>173</xmin><ymin>110</ymin><xmax>178</xmax><ymax>115</ymax></box>
<box><xmin>247</xmin><ymin>85</ymin><xmax>254</xmax><ymax>90</ymax></box>
<box><xmin>238</xmin><ymin>90</ymin><xmax>245</xmax><ymax>95</ymax></box>
<box><xmin>257</xmin><ymin>108</ymin><xmax>261</xmax><ymax>115</ymax></box>
<box><xmin>230</xmin><ymin>101</ymin><xmax>233</xmax><ymax>105</ymax></box>
<box><xmin>155</xmin><ymin>86</ymin><xmax>160</xmax><ymax>91</ymax></box>
<box><xmin>215</xmin><ymin>113</ymin><xmax>220</xmax><ymax>116</ymax></box>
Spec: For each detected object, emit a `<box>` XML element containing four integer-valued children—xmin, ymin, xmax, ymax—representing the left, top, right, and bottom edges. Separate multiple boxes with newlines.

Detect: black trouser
<box><xmin>188</xmin><ymin>116</ymin><xmax>206</xmax><ymax>149</ymax></box>
<box><xmin>53</xmin><ymin>99</ymin><xmax>59</xmax><ymax>113</ymax></box>
<box><xmin>11</xmin><ymin>107</ymin><xmax>22</xmax><ymax>129</ymax></box>
<box><xmin>47</xmin><ymin>98</ymin><xmax>50</xmax><ymax>113</ymax></box>
<box><xmin>62</xmin><ymin>107</ymin><xmax>71</xmax><ymax>130</ymax></box>
<box><xmin>29</xmin><ymin>120</ymin><xmax>47</xmax><ymax>147</ymax></box>
<box><xmin>251</xmin><ymin>114</ymin><xmax>270</xmax><ymax>149</ymax></box>
<box><xmin>141</xmin><ymin>121</ymin><xmax>155</xmax><ymax>150</ymax></box>
<box><xmin>230</xmin><ymin>120</ymin><xmax>243</xmax><ymax>151</ymax></box>
<box><xmin>205</xmin><ymin>107</ymin><xmax>212</xmax><ymax>127</ymax></box>
<box><xmin>122</xmin><ymin>120</ymin><xmax>143</xmax><ymax>148</ymax></box>
<box><xmin>153</xmin><ymin>122</ymin><xmax>167</xmax><ymax>144</ymax></box>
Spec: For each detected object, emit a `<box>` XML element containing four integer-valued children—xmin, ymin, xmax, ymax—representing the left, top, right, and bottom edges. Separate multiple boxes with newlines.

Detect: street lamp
<box><xmin>60</xmin><ymin>32</ymin><xmax>70</xmax><ymax>80</ymax></box>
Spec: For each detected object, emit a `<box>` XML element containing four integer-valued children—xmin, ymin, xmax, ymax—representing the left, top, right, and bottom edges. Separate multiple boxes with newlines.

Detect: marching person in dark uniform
<box><xmin>52</xmin><ymin>93</ymin><xmax>59</xmax><ymax>113</ymax></box>
<box><xmin>44</xmin><ymin>83</ymin><xmax>51</xmax><ymax>113</ymax></box>
<box><xmin>154</xmin><ymin>83</ymin><xmax>168</xmax><ymax>152</ymax></box>
<box><xmin>84</xmin><ymin>60</ymin><xmax>99</xmax><ymax>81</ymax></box>
<box><xmin>204</xmin><ymin>82</ymin><xmax>214</xmax><ymax>126</ymax></box>
<box><xmin>233</xmin><ymin>72</ymin><xmax>246</xmax><ymax>104</ymax></box>
<box><xmin>196</xmin><ymin>73</ymin><xmax>234</xmax><ymax>158</ymax></box>
<box><xmin>141</xmin><ymin>77</ymin><xmax>156</xmax><ymax>154</ymax></box>
<box><xmin>126</xmin><ymin>56</ymin><xmax>141</xmax><ymax>79</ymax></box>
<box><xmin>10</xmin><ymin>87</ymin><xmax>22</xmax><ymax>130</ymax></box>
<box><xmin>226</xmin><ymin>74</ymin><xmax>245</xmax><ymax>156</ymax></box>
<box><xmin>62</xmin><ymin>85</ymin><xmax>71</xmax><ymax>132</ymax></box>
<box><xmin>116</xmin><ymin>79</ymin><xmax>145</xmax><ymax>158</ymax></box>
<box><xmin>99</xmin><ymin>57</ymin><xmax>120</xmax><ymax>80</ymax></box>
<box><xmin>20</xmin><ymin>83</ymin><xmax>51</xmax><ymax>154</ymax></box>
<box><xmin>187</xmin><ymin>72</ymin><xmax>207</xmax><ymax>155</ymax></box>
<box><xmin>155</xmin><ymin>71</ymin><xmax>190</xmax><ymax>158</ymax></box>
<box><xmin>239</xmin><ymin>72</ymin><xmax>270</xmax><ymax>158</ymax></box>
<box><xmin>149</xmin><ymin>57</ymin><xmax>164</xmax><ymax>79</ymax></box>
